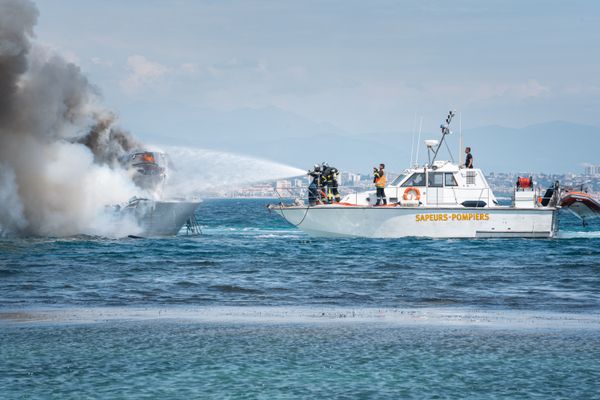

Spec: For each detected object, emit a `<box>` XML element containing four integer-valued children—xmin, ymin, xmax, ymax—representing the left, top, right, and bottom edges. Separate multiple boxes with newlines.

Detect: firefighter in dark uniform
<box><xmin>307</xmin><ymin>164</ymin><xmax>324</xmax><ymax>205</ymax></box>
<box><xmin>321</xmin><ymin>163</ymin><xmax>341</xmax><ymax>204</ymax></box>
<box><xmin>373</xmin><ymin>163</ymin><xmax>387</xmax><ymax>205</ymax></box>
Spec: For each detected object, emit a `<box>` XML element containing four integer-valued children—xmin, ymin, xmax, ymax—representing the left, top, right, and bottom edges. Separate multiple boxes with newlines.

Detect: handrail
<box><xmin>289</xmin><ymin>179</ymin><xmax>496</xmax><ymax>208</ymax></box>
<box><xmin>451</xmin><ymin>187</ymin><xmax>459</xmax><ymax>204</ymax></box>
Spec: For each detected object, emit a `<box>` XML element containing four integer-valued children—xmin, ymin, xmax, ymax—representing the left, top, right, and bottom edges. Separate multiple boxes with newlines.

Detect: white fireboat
<box><xmin>269</xmin><ymin>112</ymin><xmax>566</xmax><ymax>238</ymax></box>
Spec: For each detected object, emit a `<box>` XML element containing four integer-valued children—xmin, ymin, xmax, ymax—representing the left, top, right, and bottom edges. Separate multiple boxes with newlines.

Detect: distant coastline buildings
<box><xmin>583</xmin><ymin>164</ymin><xmax>600</xmax><ymax>176</ymax></box>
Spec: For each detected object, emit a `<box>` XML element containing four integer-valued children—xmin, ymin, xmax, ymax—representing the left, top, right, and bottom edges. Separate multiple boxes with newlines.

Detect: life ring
<box><xmin>403</xmin><ymin>187</ymin><xmax>421</xmax><ymax>201</ymax></box>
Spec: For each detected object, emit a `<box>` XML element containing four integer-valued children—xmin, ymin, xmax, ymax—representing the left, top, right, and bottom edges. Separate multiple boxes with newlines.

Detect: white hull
<box><xmin>120</xmin><ymin>199</ymin><xmax>201</xmax><ymax>236</ymax></box>
<box><xmin>272</xmin><ymin>205</ymin><xmax>558</xmax><ymax>238</ymax></box>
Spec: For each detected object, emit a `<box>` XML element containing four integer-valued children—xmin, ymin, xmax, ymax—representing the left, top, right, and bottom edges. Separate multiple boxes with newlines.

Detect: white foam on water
<box><xmin>557</xmin><ymin>230</ymin><xmax>600</xmax><ymax>239</ymax></box>
<box><xmin>157</xmin><ymin>146</ymin><xmax>305</xmax><ymax>198</ymax></box>
<box><xmin>198</xmin><ymin>226</ymin><xmax>303</xmax><ymax>237</ymax></box>
<box><xmin>2</xmin><ymin>306</ymin><xmax>600</xmax><ymax>330</ymax></box>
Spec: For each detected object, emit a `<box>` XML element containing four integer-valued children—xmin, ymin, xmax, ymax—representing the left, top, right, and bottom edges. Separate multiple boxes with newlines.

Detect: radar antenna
<box><xmin>430</xmin><ymin>110</ymin><xmax>456</xmax><ymax>164</ymax></box>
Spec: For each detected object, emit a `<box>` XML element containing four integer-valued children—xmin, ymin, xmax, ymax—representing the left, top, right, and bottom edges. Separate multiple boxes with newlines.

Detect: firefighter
<box><xmin>373</xmin><ymin>163</ymin><xmax>387</xmax><ymax>205</ymax></box>
<box><xmin>322</xmin><ymin>163</ymin><xmax>341</xmax><ymax>203</ymax></box>
<box><xmin>307</xmin><ymin>164</ymin><xmax>324</xmax><ymax>205</ymax></box>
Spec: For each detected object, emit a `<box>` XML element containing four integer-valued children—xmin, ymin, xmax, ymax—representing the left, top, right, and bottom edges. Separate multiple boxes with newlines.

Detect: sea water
<box><xmin>1</xmin><ymin>199</ymin><xmax>600</xmax><ymax>398</ymax></box>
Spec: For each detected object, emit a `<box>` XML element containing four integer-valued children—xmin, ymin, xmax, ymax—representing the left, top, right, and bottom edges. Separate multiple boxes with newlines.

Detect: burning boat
<box><xmin>111</xmin><ymin>151</ymin><xmax>201</xmax><ymax>237</ymax></box>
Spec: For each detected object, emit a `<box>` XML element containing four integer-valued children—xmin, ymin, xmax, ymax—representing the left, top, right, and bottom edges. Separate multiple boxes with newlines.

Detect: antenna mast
<box><xmin>415</xmin><ymin>116</ymin><xmax>423</xmax><ymax>166</ymax></box>
<box><xmin>459</xmin><ymin>113</ymin><xmax>463</xmax><ymax>165</ymax></box>
<box><xmin>409</xmin><ymin>113</ymin><xmax>417</xmax><ymax>167</ymax></box>
<box><xmin>431</xmin><ymin>110</ymin><xmax>455</xmax><ymax>164</ymax></box>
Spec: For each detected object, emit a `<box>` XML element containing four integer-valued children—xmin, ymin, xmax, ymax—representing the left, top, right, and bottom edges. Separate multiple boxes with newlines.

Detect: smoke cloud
<box><xmin>0</xmin><ymin>0</ymin><xmax>306</xmax><ymax>237</ymax></box>
<box><xmin>0</xmin><ymin>0</ymin><xmax>143</xmax><ymax>237</ymax></box>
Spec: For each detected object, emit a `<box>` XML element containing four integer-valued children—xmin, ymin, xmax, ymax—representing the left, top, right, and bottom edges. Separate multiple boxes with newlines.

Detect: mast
<box><xmin>459</xmin><ymin>112</ymin><xmax>463</xmax><ymax>165</ymax></box>
<box><xmin>415</xmin><ymin>116</ymin><xmax>423</xmax><ymax>166</ymax></box>
<box><xmin>431</xmin><ymin>110</ymin><xmax>455</xmax><ymax>164</ymax></box>
<box><xmin>409</xmin><ymin>113</ymin><xmax>417</xmax><ymax>167</ymax></box>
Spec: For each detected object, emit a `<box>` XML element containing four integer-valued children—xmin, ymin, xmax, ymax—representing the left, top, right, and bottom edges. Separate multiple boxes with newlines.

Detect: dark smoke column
<box><xmin>0</xmin><ymin>0</ymin><xmax>37</xmax><ymax>125</ymax></box>
<box><xmin>0</xmin><ymin>0</ymin><xmax>145</xmax><ymax>237</ymax></box>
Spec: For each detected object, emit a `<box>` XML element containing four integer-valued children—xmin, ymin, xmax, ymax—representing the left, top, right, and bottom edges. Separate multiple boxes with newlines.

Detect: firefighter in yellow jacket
<box><xmin>373</xmin><ymin>163</ymin><xmax>387</xmax><ymax>206</ymax></box>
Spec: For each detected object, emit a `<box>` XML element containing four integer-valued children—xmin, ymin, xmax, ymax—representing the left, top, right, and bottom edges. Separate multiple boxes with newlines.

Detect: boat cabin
<box><xmin>341</xmin><ymin>160</ymin><xmax>500</xmax><ymax>208</ymax></box>
<box><xmin>338</xmin><ymin>110</ymin><xmax>553</xmax><ymax>209</ymax></box>
<box><xmin>387</xmin><ymin>161</ymin><xmax>498</xmax><ymax>207</ymax></box>
<box><xmin>335</xmin><ymin>111</ymin><xmax>555</xmax><ymax>210</ymax></box>
<box><xmin>127</xmin><ymin>151</ymin><xmax>168</xmax><ymax>193</ymax></box>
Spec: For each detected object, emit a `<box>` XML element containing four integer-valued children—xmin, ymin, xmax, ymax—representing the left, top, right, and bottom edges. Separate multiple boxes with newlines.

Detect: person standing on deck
<box><xmin>307</xmin><ymin>164</ymin><xmax>324</xmax><ymax>205</ymax></box>
<box><xmin>322</xmin><ymin>164</ymin><xmax>341</xmax><ymax>203</ymax></box>
<box><xmin>373</xmin><ymin>163</ymin><xmax>387</xmax><ymax>206</ymax></box>
<box><xmin>465</xmin><ymin>147</ymin><xmax>474</xmax><ymax>169</ymax></box>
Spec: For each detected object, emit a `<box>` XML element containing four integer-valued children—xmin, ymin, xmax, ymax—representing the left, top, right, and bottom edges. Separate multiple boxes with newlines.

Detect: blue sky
<box><xmin>32</xmin><ymin>0</ymin><xmax>600</xmax><ymax>167</ymax></box>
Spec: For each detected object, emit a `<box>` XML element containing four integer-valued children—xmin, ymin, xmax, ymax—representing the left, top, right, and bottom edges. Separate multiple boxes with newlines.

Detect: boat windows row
<box><xmin>400</xmin><ymin>172</ymin><xmax>458</xmax><ymax>188</ymax></box>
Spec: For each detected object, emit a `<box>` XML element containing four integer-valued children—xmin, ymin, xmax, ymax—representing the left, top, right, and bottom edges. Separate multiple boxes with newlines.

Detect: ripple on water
<box><xmin>209</xmin><ymin>285</ymin><xmax>264</xmax><ymax>294</ymax></box>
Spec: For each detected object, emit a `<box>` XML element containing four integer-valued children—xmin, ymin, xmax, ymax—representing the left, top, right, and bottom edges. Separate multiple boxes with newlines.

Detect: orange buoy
<box><xmin>403</xmin><ymin>187</ymin><xmax>421</xmax><ymax>201</ymax></box>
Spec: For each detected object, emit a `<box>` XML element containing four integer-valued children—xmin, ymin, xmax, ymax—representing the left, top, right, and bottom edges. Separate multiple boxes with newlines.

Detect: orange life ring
<box><xmin>403</xmin><ymin>187</ymin><xmax>421</xmax><ymax>201</ymax></box>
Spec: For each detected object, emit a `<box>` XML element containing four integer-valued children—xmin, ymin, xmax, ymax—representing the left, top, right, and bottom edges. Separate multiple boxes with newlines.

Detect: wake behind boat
<box><xmin>269</xmin><ymin>111</ymin><xmax>598</xmax><ymax>238</ymax></box>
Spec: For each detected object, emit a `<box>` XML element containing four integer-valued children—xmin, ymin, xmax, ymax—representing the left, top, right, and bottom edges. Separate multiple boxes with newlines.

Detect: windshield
<box><xmin>390</xmin><ymin>174</ymin><xmax>406</xmax><ymax>186</ymax></box>
<box><xmin>401</xmin><ymin>172</ymin><xmax>426</xmax><ymax>187</ymax></box>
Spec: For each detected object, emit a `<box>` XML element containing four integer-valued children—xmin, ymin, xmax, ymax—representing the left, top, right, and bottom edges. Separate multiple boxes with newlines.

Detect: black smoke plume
<box><xmin>0</xmin><ymin>0</ymin><xmax>144</xmax><ymax>236</ymax></box>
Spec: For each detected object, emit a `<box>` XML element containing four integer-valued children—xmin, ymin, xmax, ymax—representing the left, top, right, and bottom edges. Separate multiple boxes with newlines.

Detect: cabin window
<box><xmin>401</xmin><ymin>172</ymin><xmax>426</xmax><ymax>187</ymax></box>
<box><xmin>466</xmin><ymin>170</ymin><xmax>476</xmax><ymax>185</ymax></box>
<box><xmin>428</xmin><ymin>172</ymin><xmax>444</xmax><ymax>187</ymax></box>
<box><xmin>390</xmin><ymin>174</ymin><xmax>406</xmax><ymax>186</ymax></box>
<box><xmin>445</xmin><ymin>173</ymin><xmax>458</xmax><ymax>186</ymax></box>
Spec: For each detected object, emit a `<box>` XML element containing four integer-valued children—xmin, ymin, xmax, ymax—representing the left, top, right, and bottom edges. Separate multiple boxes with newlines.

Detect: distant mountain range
<box><xmin>141</xmin><ymin>105</ymin><xmax>600</xmax><ymax>174</ymax></box>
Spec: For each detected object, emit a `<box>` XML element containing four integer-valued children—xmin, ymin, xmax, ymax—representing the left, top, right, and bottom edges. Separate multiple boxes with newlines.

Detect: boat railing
<box><xmin>332</xmin><ymin>185</ymin><xmax>496</xmax><ymax>207</ymax></box>
<box><xmin>276</xmin><ymin>184</ymin><xmax>335</xmax><ymax>205</ymax></box>
<box><xmin>278</xmin><ymin>182</ymin><xmax>497</xmax><ymax>208</ymax></box>
<box><xmin>383</xmin><ymin>186</ymin><xmax>493</xmax><ymax>207</ymax></box>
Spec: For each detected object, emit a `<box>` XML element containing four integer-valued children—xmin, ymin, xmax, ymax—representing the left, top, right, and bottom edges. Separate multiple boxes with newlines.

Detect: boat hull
<box><xmin>271</xmin><ymin>205</ymin><xmax>558</xmax><ymax>238</ymax></box>
<box><xmin>559</xmin><ymin>192</ymin><xmax>600</xmax><ymax>223</ymax></box>
<box><xmin>121</xmin><ymin>199</ymin><xmax>201</xmax><ymax>236</ymax></box>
